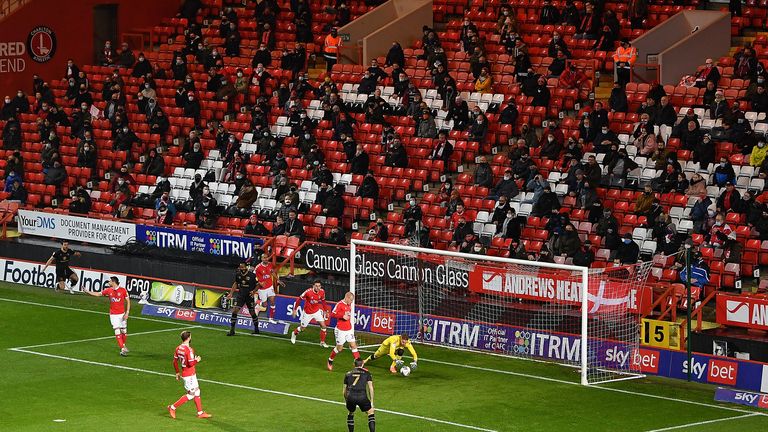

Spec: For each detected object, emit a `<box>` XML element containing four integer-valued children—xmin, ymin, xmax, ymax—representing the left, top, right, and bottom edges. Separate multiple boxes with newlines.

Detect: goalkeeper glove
<box><xmin>410</xmin><ymin>361</ymin><xmax>418</xmax><ymax>370</ymax></box>
<box><xmin>395</xmin><ymin>359</ymin><xmax>404</xmax><ymax>368</ymax></box>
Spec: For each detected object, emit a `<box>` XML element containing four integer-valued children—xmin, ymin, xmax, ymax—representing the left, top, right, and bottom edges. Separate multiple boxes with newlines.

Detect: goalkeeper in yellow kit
<box><xmin>363</xmin><ymin>333</ymin><xmax>418</xmax><ymax>374</ymax></box>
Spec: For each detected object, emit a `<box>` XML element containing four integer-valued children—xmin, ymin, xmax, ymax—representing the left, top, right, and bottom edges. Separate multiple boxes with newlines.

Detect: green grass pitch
<box><xmin>0</xmin><ymin>282</ymin><xmax>767</xmax><ymax>431</ymax></box>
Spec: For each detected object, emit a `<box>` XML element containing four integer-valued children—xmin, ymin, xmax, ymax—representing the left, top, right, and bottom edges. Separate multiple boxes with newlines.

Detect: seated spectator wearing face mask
<box><xmin>614</xmin><ymin>233</ymin><xmax>640</xmax><ymax>264</ymax></box>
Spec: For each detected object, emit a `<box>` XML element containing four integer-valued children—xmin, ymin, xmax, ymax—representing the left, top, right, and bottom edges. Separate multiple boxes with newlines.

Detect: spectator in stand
<box><xmin>593</xmin><ymin>25</ymin><xmax>616</xmax><ymax>52</ymax></box>
<box><xmin>450</xmin><ymin>218</ymin><xmax>475</xmax><ymax>249</ymax></box>
<box><xmin>547</xmin><ymin>31</ymin><xmax>569</xmax><ymax>58</ymax></box>
<box><xmin>532</xmin><ymin>183</ymin><xmax>560</xmax><ymax>217</ymax></box>
<box><xmin>496</xmin><ymin>207</ymin><xmax>522</xmax><ymax>241</ymax></box>
<box><xmin>733</xmin><ymin>45</ymin><xmax>757</xmax><ymax>79</ymax></box>
<box><xmin>428</xmin><ymin>132</ymin><xmax>453</xmax><ymax>168</ymax></box>
<box><xmin>691</xmin><ymin>195</ymin><xmax>714</xmax><ymax>233</ymax></box>
<box><xmin>716</xmin><ymin>182</ymin><xmax>740</xmax><ymax>213</ymax></box>
<box><xmin>154</xmin><ymin>191</ymin><xmax>177</xmax><ymax>224</ymax></box>
<box><xmin>76</xmin><ymin>140</ymin><xmax>97</xmax><ymax>169</ymax></box>
<box><xmin>552</xmin><ymin>223</ymin><xmax>581</xmax><ymax>258</ymax></box>
<box><xmin>709</xmin><ymin>212</ymin><xmax>735</xmax><ymax>248</ymax></box>
<box><xmin>574</xmin><ymin>2</ymin><xmax>601</xmax><ymax>39</ymax></box>
<box><xmin>384</xmin><ymin>138</ymin><xmax>408</xmax><ymax>168</ymax></box>
<box><xmin>43</xmin><ymin>160</ymin><xmax>67</xmax><ymax>193</ymax></box>
<box><xmin>488</xmin><ymin>169</ymin><xmax>518</xmax><ymax>200</ymax></box>
<box><xmin>215</xmin><ymin>76</ymin><xmax>238</xmax><ymax>114</ymax></box>
<box><xmin>540</xmin><ymin>130</ymin><xmax>563</xmax><ymax>161</ymax></box>
<box><xmin>233</xmin><ymin>183</ymin><xmax>259</xmax><ymax>215</ymax></box>
<box><xmin>608</xmin><ymin>81</ymin><xmax>628</xmax><ymax>112</ymax></box>
<box><xmin>189</xmin><ymin>173</ymin><xmax>206</xmax><ymax>202</ymax></box>
<box><xmin>713</xmin><ymin>157</ymin><xmax>736</xmax><ymax>187</ymax></box>
<box><xmin>322</xmin><ymin>185</ymin><xmax>345</xmax><ymax>219</ymax></box>
<box><xmin>323</xmin><ymin>28</ymin><xmax>342</xmax><ymax>71</ymax></box>
<box><xmin>351</xmin><ymin>169</ymin><xmax>377</xmax><ymax>200</ymax></box>
<box><xmin>628</xmin><ymin>0</ymin><xmax>648</xmax><ymax>29</ymax></box>
<box><xmin>450</xmin><ymin>202</ymin><xmax>472</xmax><ymax>229</ymax></box>
<box><xmin>323</xmin><ymin>226</ymin><xmax>347</xmax><ymax>246</ymax></box>
<box><xmin>750</xmin><ymin>84</ymin><xmax>768</xmax><ymax>113</ymax></box>
<box><xmin>368</xmin><ymin>218</ymin><xmax>388</xmax><ymax>241</ymax></box>
<box><xmin>531</xmin><ymin>76</ymin><xmax>551</xmax><ymax>107</ymax></box>
<box><xmin>691</xmin><ymin>132</ymin><xmax>715</xmax><ymax>171</ymax></box>
<box><xmin>272</xmin><ymin>215</ymin><xmax>286</xmax><ymax>236</ymax></box>
<box><xmin>606</xmin><ymin>148</ymin><xmax>638</xmax><ymax>187</ymax></box>
<box><xmin>474</xmin><ymin>68</ymin><xmax>493</xmax><ymax>93</ymax></box>
<box><xmin>710</xmin><ymin>91</ymin><xmax>729</xmax><ymax>120</ymax></box>
<box><xmin>416</xmin><ymin>110</ymin><xmax>438</xmax><ymax>139</ymax></box>
<box><xmin>69</xmin><ymin>187</ymin><xmax>91</xmax><ymax>214</ymax></box>
<box><xmin>685</xmin><ymin>173</ymin><xmax>707</xmax><ymax>197</ymax></box>
<box><xmin>244</xmin><ymin>214</ymin><xmax>269</xmax><ymax>237</ymax></box>
<box><xmin>183</xmin><ymin>92</ymin><xmax>201</xmax><ymax>122</ymax></box>
<box><xmin>473</xmin><ymin>156</ymin><xmax>493</xmax><ymax>188</ymax></box>
<box><xmin>183</xmin><ymin>141</ymin><xmax>204</xmax><ymax>169</ymax></box>
<box><xmin>385</xmin><ymin>42</ymin><xmax>405</xmax><ymax>68</ymax></box>
<box><xmin>3</xmin><ymin>166</ymin><xmax>22</xmax><ymax>189</ymax></box>
<box><xmin>540</xmin><ymin>0</ymin><xmax>560</xmax><ymax>24</ymax></box>
<box><xmin>634</xmin><ymin>185</ymin><xmax>655</xmax><ymax>215</ymax></box>
<box><xmin>446</xmin><ymin>95</ymin><xmax>469</xmax><ymax>130</ymax></box>
<box><xmin>8</xmin><ymin>179</ymin><xmax>27</xmax><ymax>204</ymax></box>
<box><xmin>2</xmin><ymin>120</ymin><xmax>21</xmax><ymax>150</ymax></box>
<box><xmin>694</xmin><ymin>58</ymin><xmax>721</xmax><ymax>88</ymax></box>
<box><xmin>615</xmin><ymin>233</ymin><xmax>640</xmax><ymax>264</ymax></box>
<box><xmin>403</xmin><ymin>198</ymin><xmax>423</xmax><ymax>237</ymax></box>
<box><xmin>109</xmin><ymin>166</ymin><xmax>136</xmax><ymax>193</ymax></box>
<box><xmin>750</xmin><ymin>139</ymin><xmax>767</xmax><ymax>167</ymax></box>
<box><xmin>132</xmin><ymin>52</ymin><xmax>152</xmax><ymax>78</ymax></box>
<box><xmin>679</xmin><ymin>253</ymin><xmax>710</xmax><ymax>289</ymax></box>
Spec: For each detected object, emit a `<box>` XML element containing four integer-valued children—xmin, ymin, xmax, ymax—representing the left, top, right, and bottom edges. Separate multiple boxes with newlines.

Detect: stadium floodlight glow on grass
<box><xmin>350</xmin><ymin>239</ymin><xmax>653</xmax><ymax>386</ymax></box>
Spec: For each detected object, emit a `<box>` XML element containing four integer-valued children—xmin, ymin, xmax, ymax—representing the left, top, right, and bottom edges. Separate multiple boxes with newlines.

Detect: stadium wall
<box><xmin>0</xmin><ymin>0</ymin><xmax>179</xmax><ymax>96</ymax></box>
<box><xmin>337</xmin><ymin>0</ymin><xmax>433</xmax><ymax>65</ymax></box>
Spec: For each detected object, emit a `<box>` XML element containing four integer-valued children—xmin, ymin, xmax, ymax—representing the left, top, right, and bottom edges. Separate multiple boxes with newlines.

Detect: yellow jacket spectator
<box><xmin>750</xmin><ymin>140</ymin><xmax>767</xmax><ymax>167</ymax></box>
<box><xmin>475</xmin><ymin>68</ymin><xmax>494</xmax><ymax>94</ymax></box>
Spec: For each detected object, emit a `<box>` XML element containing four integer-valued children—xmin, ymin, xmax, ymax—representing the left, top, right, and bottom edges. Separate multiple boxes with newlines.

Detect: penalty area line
<box><xmin>644</xmin><ymin>413</ymin><xmax>762</xmax><ymax>432</ymax></box>
<box><xmin>8</xmin><ymin>326</ymin><xmax>200</xmax><ymax>350</ymax></box>
<box><xmin>8</xmin><ymin>348</ymin><xmax>499</xmax><ymax>432</ymax></box>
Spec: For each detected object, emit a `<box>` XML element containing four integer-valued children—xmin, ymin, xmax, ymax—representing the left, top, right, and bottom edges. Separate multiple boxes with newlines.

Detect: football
<box><xmin>400</xmin><ymin>366</ymin><xmax>411</xmax><ymax>377</ymax></box>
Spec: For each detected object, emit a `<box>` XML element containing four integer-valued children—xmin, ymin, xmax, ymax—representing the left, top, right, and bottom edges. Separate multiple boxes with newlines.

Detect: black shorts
<box><xmin>346</xmin><ymin>396</ymin><xmax>372</xmax><ymax>412</ymax></box>
<box><xmin>56</xmin><ymin>267</ymin><xmax>75</xmax><ymax>282</ymax></box>
<box><xmin>234</xmin><ymin>293</ymin><xmax>255</xmax><ymax>310</ymax></box>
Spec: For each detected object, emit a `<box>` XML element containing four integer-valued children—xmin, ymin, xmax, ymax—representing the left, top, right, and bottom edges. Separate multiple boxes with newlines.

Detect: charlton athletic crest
<box><xmin>27</xmin><ymin>26</ymin><xmax>57</xmax><ymax>63</ymax></box>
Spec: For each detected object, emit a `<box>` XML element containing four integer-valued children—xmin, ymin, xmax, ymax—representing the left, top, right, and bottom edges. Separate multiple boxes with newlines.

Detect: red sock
<box><xmin>120</xmin><ymin>333</ymin><xmax>127</xmax><ymax>346</ymax></box>
<box><xmin>320</xmin><ymin>329</ymin><xmax>327</xmax><ymax>343</ymax></box>
<box><xmin>173</xmin><ymin>395</ymin><xmax>189</xmax><ymax>409</ymax></box>
<box><xmin>269</xmin><ymin>306</ymin><xmax>275</xmax><ymax>319</ymax></box>
<box><xmin>329</xmin><ymin>347</ymin><xmax>338</xmax><ymax>361</ymax></box>
<box><xmin>194</xmin><ymin>396</ymin><xmax>202</xmax><ymax>412</ymax></box>
<box><xmin>352</xmin><ymin>349</ymin><xmax>360</xmax><ymax>360</ymax></box>
<box><xmin>293</xmin><ymin>327</ymin><xmax>301</xmax><ymax>335</ymax></box>
<box><xmin>115</xmin><ymin>335</ymin><xmax>125</xmax><ymax>349</ymax></box>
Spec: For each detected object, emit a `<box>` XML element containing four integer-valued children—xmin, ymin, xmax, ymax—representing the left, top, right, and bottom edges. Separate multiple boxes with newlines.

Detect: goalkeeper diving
<box><xmin>363</xmin><ymin>333</ymin><xmax>418</xmax><ymax>374</ymax></box>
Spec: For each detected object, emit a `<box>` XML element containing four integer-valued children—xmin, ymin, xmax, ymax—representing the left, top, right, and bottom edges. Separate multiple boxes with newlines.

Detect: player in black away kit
<box><xmin>42</xmin><ymin>240</ymin><xmax>81</xmax><ymax>293</ymax></box>
<box><xmin>226</xmin><ymin>261</ymin><xmax>265</xmax><ymax>336</ymax></box>
<box><xmin>344</xmin><ymin>358</ymin><xmax>376</xmax><ymax>432</ymax></box>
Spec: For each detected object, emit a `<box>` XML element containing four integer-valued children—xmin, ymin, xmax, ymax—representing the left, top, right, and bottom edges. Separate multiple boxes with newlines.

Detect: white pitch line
<box><xmin>0</xmin><ymin>297</ymin><xmax>179</xmax><ymax>325</ymax></box>
<box><xmin>9</xmin><ymin>326</ymin><xmax>198</xmax><ymax>350</ymax></box>
<box><xmin>8</xmin><ymin>348</ymin><xmax>498</xmax><ymax>432</ymax></box>
<box><xmin>644</xmin><ymin>413</ymin><xmax>761</xmax><ymax>431</ymax></box>
<box><xmin>3</xmin><ymin>295</ymin><xmax>767</xmax><ymax>418</ymax></box>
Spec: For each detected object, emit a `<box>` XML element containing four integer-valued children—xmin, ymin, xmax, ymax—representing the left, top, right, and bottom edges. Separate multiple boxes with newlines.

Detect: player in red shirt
<box><xmin>254</xmin><ymin>254</ymin><xmax>284</xmax><ymax>324</ymax></box>
<box><xmin>290</xmin><ymin>280</ymin><xmax>329</xmax><ymax>347</ymax></box>
<box><xmin>327</xmin><ymin>292</ymin><xmax>360</xmax><ymax>371</ymax></box>
<box><xmin>168</xmin><ymin>330</ymin><xmax>211</xmax><ymax>419</ymax></box>
<box><xmin>84</xmin><ymin>276</ymin><xmax>130</xmax><ymax>356</ymax></box>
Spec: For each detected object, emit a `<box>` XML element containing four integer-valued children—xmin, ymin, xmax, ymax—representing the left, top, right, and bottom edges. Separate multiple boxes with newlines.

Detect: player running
<box><xmin>226</xmin><ymin>261</ymin><xmax>266</xmax><ymax>336</ymax></box>
<box><xmin>253</xmin><ymin>254</ymin><xmax>284</xmax><ymax>324</ymax></box>
<box><xmin>344</xmin><ymin>358</ymin><xmax>376</xmax><ymax>432</ymax></box>
<box><xmin>363</xmin><ymin>333</ymin><xmax>418</xmax><ymax>374</ymax></box>
<box><xmin>290</xmin><ymin>280</ymin><xmax>329</xmax><ymax>347</ymax></box>
<box><xmin>84</xmin><ymin>276</ymin><xmax>130</xmax><ymax>356</ymax></box>
<box><xmin>327</xmin><ymin>292</ymin><xmax>360</xmax><ymax>371</ymax></box>
<box><xmin>168</xmin><ymin>330</ymin><xmax>212</xmax><ymax>419</ymax></box>
<box><xmin>42</xmin><ymin>240</ymin><xmax>81</xmax><ymax>293</ymax></box>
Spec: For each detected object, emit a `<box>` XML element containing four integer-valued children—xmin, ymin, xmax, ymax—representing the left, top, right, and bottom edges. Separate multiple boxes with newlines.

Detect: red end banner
<box><xmin>716</xmin><ymin>294</ymin><xmax>768</xmax><ymax>331</ymax></box>
<box><xmin>467</xmin><ymin>265</ymin><xmax>652</xmax><ymax>315</ymax></box>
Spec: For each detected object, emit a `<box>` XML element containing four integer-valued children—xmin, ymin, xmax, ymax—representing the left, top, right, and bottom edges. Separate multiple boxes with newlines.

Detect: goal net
<box><xmin>349</xmin><ymin>239</ymin><xmax>654</xmax><ymax>385</ymax></box>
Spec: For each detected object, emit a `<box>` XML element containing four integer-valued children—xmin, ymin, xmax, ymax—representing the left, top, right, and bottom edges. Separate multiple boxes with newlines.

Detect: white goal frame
<box><xmin>350</xmin><ymin>239</ymin><xmax>644</xmax><ymax>386</ymax></box>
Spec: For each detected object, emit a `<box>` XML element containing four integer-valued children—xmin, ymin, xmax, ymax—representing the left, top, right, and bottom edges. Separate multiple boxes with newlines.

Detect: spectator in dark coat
<box><xmin>615</xmin><ymin>233</ymin><xmax>640</xmax><ymax>264</ymax></box>
<box><xmin>488</xmin><ymin>169</ymin><xmax>519</xmax><ymax>200</ymax></box>
<box><xmin>350</xmin><ymin>145</ymin><xmax>370</xmax><ymax>175</ymax></box>
<box><xmin>474</xmin><ymin>156</ymin><xmax>494</xmax><ymax>188</ymax></box>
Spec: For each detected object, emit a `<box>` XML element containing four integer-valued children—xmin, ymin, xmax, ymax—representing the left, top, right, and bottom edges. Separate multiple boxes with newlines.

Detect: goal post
<box><xmin>349</xmin><ymin>239</ymin><xmax>653</xmax><ymax>386</ymax></box>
